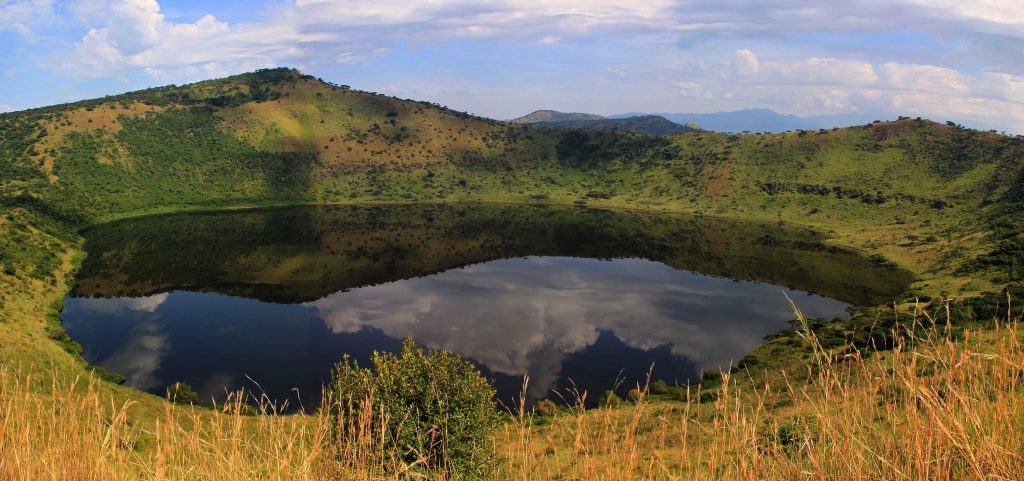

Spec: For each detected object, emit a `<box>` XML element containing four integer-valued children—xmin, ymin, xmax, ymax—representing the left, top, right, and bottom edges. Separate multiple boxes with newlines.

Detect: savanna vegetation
<box><xmin>1</xmin><ymin>68</ymin><xmax>1022</xmax><ymax>479</ymax></box>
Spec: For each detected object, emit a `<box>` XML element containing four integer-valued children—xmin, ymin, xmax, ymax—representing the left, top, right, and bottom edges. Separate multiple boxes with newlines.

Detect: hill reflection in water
<box><xmin>63</xmin><ymin>204</ymin><xmax>913</xmax><ymax>408</ymax></box>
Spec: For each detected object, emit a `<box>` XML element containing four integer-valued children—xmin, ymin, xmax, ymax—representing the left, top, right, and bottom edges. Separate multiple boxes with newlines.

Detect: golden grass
<box><xmin>500</xmin><ymin>300</ymin><xmax>1024</xmax><ymax>480</ymax></box>
<box><xmin>2</xmin><ymin>302</ymin><xmax>1022</xmax><ymax>480</ymax></box>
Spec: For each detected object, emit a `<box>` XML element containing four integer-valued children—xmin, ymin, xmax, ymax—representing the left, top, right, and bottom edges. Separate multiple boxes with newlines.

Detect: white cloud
<box><xmin>904</xmin><ymin>0</ymin><xmax>1024</xmax><ymax>32</ymax></box>
<box><xmin>0</xmin><ymin>0</ymin><xmax>53</xmax><ymax>33</ymax></box>
<box><xmin>674</xmin><ymin>81</ymin><xmax>712</xmax><ymax>99</ymax></box>
<box><xmin>731</xmin><ymin>49</ymin><xmax>759</xmax><ymax>77</ymax></box>
<box><xmin>877</xmin><ymin>62</ymin><xmax>969</xmax><ymax>95</ymax></box>
<box><xmin>61</xmin><ymin>0</ymin><xmax>283</xmax><ymax>78</ymax></box>
<box><xmin>729</xmin><ymin>50</ymin><xmax>878</xmax><ymax>87</ymax></box>
<box><xmin>0</xmin><ymin>104</ymin><xmax>12</xmax><ymax>113</ymax></box>
<box><xmin>774</xmin><ymin>58</ymin><xmax>879</xmax><ymax>87</ymax></box>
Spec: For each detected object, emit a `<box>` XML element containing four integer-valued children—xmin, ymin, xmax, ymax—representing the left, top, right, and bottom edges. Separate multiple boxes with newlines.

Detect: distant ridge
<box><xmin>611</xmin><ymin>108</ymin><xmax>878</xmax><ymax>134</ymax></box>
<box><xmin>510</xmin><ymin>110</ymin><xmax>701</xmax><ymax>136</ymax></box>
<box><xmin>538</xmin><ymin>115</ymin><xmax>702</xmax><ymax>136</ymax></box>
<box><xmin>511</xmin><ymin>110</ymin><xmax>605</xmax><ymax>124</ymax></box>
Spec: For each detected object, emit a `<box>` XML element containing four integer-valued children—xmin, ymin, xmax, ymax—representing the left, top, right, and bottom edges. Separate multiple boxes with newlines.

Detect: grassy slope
<box><xmin>0</xmin><ymin>67</ymin><xmax>1022</xmax><ymax>437</ymax></box>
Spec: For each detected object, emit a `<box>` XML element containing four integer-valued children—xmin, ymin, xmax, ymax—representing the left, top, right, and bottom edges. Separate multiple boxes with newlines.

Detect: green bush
<box><xmin>650</xmin><ymin>379</ymin><xmax>670</xmax><ymax>396</ymax></box>
<box><xmin>167</xmin><ymin>382</ymin><xmax>199</xmax><ymax>404</ymax></box>
<box><xmin>534</xmin><ymin>399</ymin><xmax>558</xmax><ymax>417</ymax></box>
<box><xmin>326</xmin><ymin>339</ymin><xmax>501</xmax><ymax>480</ymax></box>
<box><xmin>597</xmin><ymin>390</ymin><xmax>622</xmax><ymax>406</ymax></box>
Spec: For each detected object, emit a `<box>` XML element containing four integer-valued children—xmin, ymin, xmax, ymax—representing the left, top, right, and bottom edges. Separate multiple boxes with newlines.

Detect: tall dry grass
<box><xmin>499</xmin><ymin>299</ymin><xmax>1024</xmax><ymax>480</ymax></box>
<box><xmin>1</xmin><ymin>300</ymin><xmax>1021</xmax><ymax>480</ymax></box>
<box><xmin>0</xmin><ymin>370</ymin><xmax>335</xmax><ymax>480</ymax></box>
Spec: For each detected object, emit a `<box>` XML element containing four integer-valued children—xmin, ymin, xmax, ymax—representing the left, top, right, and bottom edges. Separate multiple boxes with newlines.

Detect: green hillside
<box><xmin>531</xmin><ymin>115</ymin><xmax>702</xmax><ymax>135</ymax></box>
<box><xmin>1</xmin><ymin>67</ymin><xmax>1023</xmax><ymax>411</ymax></box>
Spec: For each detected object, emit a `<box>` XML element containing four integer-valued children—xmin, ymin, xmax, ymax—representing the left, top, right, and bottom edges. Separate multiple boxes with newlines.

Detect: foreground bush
<box><xmin>326</xmin><ymin>338</ymin><xmax>501</xmax><ymax>480</ymax></box>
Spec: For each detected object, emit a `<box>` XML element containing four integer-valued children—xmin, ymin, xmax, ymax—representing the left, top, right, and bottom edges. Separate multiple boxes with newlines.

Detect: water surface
<box><xmin>63</xmin><ymin>204</ymin><xmax>913</xmax><ymax>409</ymax></box>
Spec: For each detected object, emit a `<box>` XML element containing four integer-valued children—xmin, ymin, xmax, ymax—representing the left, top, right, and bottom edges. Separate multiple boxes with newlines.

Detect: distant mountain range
<box><xmin>511</xmin><ymin>111</ymin><xmax>701</xmax><ymax>136</ymax></box>
<box><xmin>610</xmin><ymin>109</ymin><xmax>880</xmax><ymax>134</ymax></box>
<box><xmin>512</xmin><ymin>108</ymin><xmax>883</xmax><ymax>134</ymax></box>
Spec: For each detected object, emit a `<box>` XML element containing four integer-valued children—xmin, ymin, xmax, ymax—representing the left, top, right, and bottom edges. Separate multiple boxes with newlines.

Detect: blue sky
<box><xmin>1</xmin><ymin>0</ymin><xmax>1023</xmax><ymax>132</ymax></box>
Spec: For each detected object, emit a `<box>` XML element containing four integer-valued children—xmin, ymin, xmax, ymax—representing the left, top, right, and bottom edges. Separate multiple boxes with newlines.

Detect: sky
<box><xmin>1</xmin><ymin>0</ymin><xmax>1023</xmax><ymax>132</ymax></box>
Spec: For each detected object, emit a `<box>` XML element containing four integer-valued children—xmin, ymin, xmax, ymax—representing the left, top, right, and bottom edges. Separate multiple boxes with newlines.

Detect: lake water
<box><xmin>62</xmin><ymin>204</ymin><xmax>913</xmax><ymax>410</ymax></box>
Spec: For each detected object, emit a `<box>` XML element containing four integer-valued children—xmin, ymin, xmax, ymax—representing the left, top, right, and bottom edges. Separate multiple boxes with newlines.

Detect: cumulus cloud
<box><xmin>306</xmin><ymin>257</ymin><xmax>846</xmax><ymax>397</ymax></box>
<box><xmin>0</xmin><ymin>104</ymin><xmax>12</xmax><ymax>113</ymax></box>
<box><xmin>61</xmin><ymin>0</ymin><xmax>267</xmax><ymax>78</ymax></box>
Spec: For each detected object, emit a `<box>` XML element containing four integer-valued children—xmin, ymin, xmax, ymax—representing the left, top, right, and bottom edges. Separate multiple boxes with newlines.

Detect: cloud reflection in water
<box><xmin>63</xmin><ymin>257</ymin><xmax>849</xmax><ymax>405</ymax></box>
<box><xmin>67</xmin><ymin>294</ymin><xmax>172</xmax><ymax>390</ymax></box>
<box><xmin>306</xmin><ymin>256</ymin><xmax>848</xmax><ymax>397</ymax></box>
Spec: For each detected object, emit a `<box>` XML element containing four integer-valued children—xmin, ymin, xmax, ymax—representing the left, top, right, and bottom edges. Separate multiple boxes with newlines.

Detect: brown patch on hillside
<box><xmin>866</xmin><ymin>119</ymin><xmax>918</xmax><ymax>141</ymax></box>
<box><xmin>33</xmin><ymin>102</ymin><xmax>165</xmax><ymax>182</ymax></box>
<box><xmin>704</xmin><ymin>164</ymin><xmax>731</xmax><ymax>197</ymax></box>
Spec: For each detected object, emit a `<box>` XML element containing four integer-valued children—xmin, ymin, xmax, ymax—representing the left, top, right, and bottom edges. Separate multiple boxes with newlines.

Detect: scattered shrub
<box><xmin>167</xmin><ymin>382</ymin><xmax>199</xmax><ymax>404</ymax></box>
<box><xmin>327</xmin><ymin>339</ymin><xmax>501</xmax><ymax>480</ymax></box>
<box><xmin>534</xmin><ymin>399</ymin><xmax>558</xmax><ymax>417</ymax></box>
<box><xmin>597</xmin><ymin>390</ymin><xmax>622</xmax><ymax>406</ymax></box>
<box><xmin>650</xmin><ymin>379</ymin><xmax>670</xmax><ymax>396</ymax></box>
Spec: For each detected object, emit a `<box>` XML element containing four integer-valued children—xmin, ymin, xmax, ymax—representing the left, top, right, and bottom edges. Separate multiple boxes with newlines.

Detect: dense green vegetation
<box><xmin>49</xmin><ymin>107</ymin><xmax>314</xmax><ymax>220</ymax></box>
